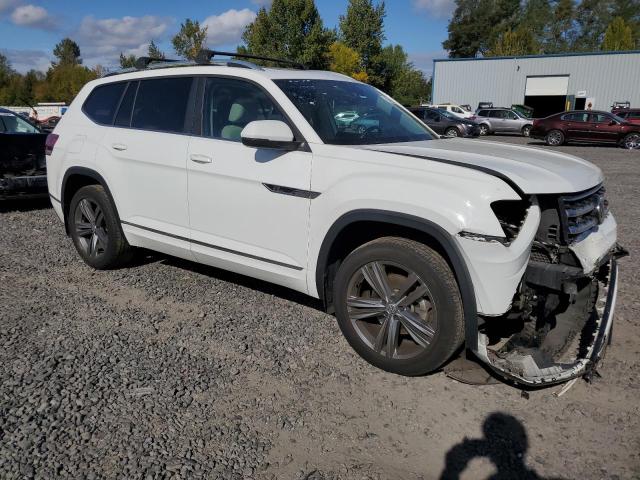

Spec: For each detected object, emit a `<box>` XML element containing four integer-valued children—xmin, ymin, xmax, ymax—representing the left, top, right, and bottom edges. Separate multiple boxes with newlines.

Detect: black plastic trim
<box><xmin>316</xmin><ymin>209</ymin><xmax>479</xmax><ymax>350</ymax></box>
<box><xmin>263</xmin><ymin>183</ymin><xmax>320</xmax><ymax>199</ymax></box>
<box><xmin>121</xmin><ymin>220</ymin><xmax>303</xmax><ymax>271</ymax></box>
<box><xmin>242</xmin><ymin>137</ymin><xmax>303</xmax><ymax>151</ymax></box>
<box><xmin>49</xmin><ymin>193</ymin><xmax>61</xmax><ymax>203</ymax></box>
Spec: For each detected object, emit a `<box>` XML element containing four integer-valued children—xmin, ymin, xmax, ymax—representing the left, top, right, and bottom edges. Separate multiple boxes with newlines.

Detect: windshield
<box><xmin>437</xmin><ymin>109</ymin><xmax>460</xmax><ymax>120</ymax></box>
<box><xmin>275</xmin><ymin>79</ymin><xmax>434</xmax><ymax>145</ymax></box>
<box><xmin>0</xmin><ymin>112</ymin><xmax>40</xmax><ymax>134</ymax></box>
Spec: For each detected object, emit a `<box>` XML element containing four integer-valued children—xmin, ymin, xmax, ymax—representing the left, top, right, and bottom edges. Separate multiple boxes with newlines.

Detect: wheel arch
<box><xmin>61</xmin><ymin>167</ymin><xmax>120</xmax><ymax>234</ymax></box>
<box><xmin>315</xmin><ymin>209</ymin><xmax>479</xmax><ymax>350</ymax></box>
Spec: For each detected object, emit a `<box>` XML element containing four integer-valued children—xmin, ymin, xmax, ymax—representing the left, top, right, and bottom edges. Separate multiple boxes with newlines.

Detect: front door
<box><xmin>187</xmin><ymin>76</ymin><xmax>312</xmax><ymax>291</ymax></box>
<box><xmin>590</xmin><ymin>113</ymin><xmax>620</xmax><ymax>143</ymax></box>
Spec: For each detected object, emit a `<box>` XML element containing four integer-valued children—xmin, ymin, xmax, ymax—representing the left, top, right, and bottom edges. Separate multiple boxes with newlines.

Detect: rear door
<box><xmin>562</xmin><ymin>112</ymin><xmax>590</xmax><ymax>140</ymax></box>
<box><xmin>99</xmin><ymin>77</ymin><xmax>194</xmax><ymax>257</ymax></box>
<box><xmin>186</xmin><ymin>76</ymin><xmax>312</xmax><ymax>291</ymax></box>
<box><xmin>488</xmin><ymin>110</ymin><xmax>508</xmax><ymax>132</ymax></box>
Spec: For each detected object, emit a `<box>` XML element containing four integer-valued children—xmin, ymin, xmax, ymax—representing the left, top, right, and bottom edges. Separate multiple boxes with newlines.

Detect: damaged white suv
<box><xmin>46</xmin><ymin>51</ymin><xmax>625</xmax><ymax>386</ymax></box>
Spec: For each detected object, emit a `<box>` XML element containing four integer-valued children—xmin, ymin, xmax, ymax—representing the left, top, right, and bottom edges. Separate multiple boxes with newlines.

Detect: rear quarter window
<box><xmin>83</xmin><ymin>82</ymin><xmax>127</xmax><ymax>125</ymax></box>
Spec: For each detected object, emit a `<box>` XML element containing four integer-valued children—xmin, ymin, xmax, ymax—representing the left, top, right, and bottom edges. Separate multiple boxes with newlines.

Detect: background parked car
<box><xmin>530</xmin><ymin>110</ymin><xmax>640</xmax><ymax>149</ymax></box>
<box><xmin>612</xmin><ymin>108</ymin><xmax>640</xmax><ymax>125</ymax></box>
<box><xmin>511</xmin><ymin>104</ymin><xmax>534</xmax><ymax>118</ymax></box>
<box><xmin>473</xmin><ymin>108</ymin><xmax>533</xmax><ymax>136</ymax></box>
<box><xmin>0</xmin><ymin>108</ymin><xmax>48</xmax><ymax>199</ymax></box>
<box><xmin>431</xmin><ymin>103</ymin><xmax>474</xmax><ymax>119</ymax></box>
<box><xmin>477</xmin><ymin>101</ymin><xmax>493</xmax><ymax>111</ymax></box>
<box><xmin>410</xmin><ymin>106</ymin><xmax>480</xmax><ymax>137</ymax></box>
<box><xmin>38</xmin><ymin>115</ymin><xmax>61</xmax><ymax>132</ymax></box>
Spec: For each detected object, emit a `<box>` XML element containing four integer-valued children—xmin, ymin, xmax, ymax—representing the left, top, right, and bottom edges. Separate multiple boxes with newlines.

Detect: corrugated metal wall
<box><xmin>432</xmin><ymin>52</ymin><xmax>640</xmax><ymax>112</ymax></box>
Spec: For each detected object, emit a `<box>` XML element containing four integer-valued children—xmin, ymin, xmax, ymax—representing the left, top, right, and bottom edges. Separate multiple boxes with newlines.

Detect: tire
<box><xmin>545</xmin><ymin>129</ymin><xmax>564</xmax><ymax>146</ymax></box>
<box><xmin>333</xmin><ymin>237</ymin><xmax>465</xmax><ymax>376</ymax></box>
<box><xmin>68</xmin><ymin>185</ymin><xmax>132</xmax><ymax>269</ymax></box>
<box><xmin>522</xmin><ymin>125</ymin><xmax>532</xmax><ymax>137</ymax></box>
<box><xmin>622</xmin><ymin>132</ymin><xmax>640</xmax><ymax>149</ymax></box>
<box><xmin>445</xmin><ymin>127</ymin><xmax>460</xmax><ymax>137</ymax></box>
<box><xmin>479</xmin><ymin>124</ymin><xmax>490</xmax><ymax>136</ymax></box>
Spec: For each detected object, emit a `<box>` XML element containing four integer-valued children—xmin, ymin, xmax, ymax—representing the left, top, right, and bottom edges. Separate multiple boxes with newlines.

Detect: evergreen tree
<box><xmin>119</xmin><ymin>53</ymin><xmax>137</xmax><ymax>68</ymax></box>
<box><xmin>148</xmin><ymin>40</ymin><xmax>165</xmax><ymax>60</ymax></box>
<box><xmin>486</xmin><ymin>28</ymin><xmax>540</xmax><ymax>56</ymax></box>
<box><xmin>172</xmin><ymin>19</ymin><xmax>208</xmax><ymax>61</ymax></box>
<box><xmin>602</xmin><ymin>16</ymin><xmax>635</xmax><ymax>50</ymax></box>
<box><xmin>52</xmin><ymin>38</ymin><xmax>82</xmax><ymax>67</ymax></box>
<box><xmin>241</xmin><ymin>0</ymin><xmax>334</xmax><ymax>69</ymax></box>
<box><xmin>546</xmin><ymin>0</ymin><xmax>577</xmax><ymax>53</ymax></box>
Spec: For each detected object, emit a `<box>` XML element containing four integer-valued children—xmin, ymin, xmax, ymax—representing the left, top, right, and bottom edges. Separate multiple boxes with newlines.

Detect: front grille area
<box><xmin>560</xmin><ymin>186</ymin><xmax>608</xmax><ymax>244</ymax></box>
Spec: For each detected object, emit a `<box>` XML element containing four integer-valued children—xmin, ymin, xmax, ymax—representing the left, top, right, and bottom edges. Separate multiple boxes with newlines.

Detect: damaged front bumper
<box><xmin>0</xmin><ymin>174</ymin><xmax>48</xmax><ymax>199</ymax></box>
<box><xmin>474</xmin><ymin>253</ymin><xmax>621</xmax><ymax>386</ymax></box>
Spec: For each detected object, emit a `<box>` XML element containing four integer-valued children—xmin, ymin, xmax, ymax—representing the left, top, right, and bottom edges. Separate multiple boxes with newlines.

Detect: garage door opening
<box><xmin>524</xmin><ymin>76</ymin><xmax>569</xmax><ymax>118</ymax></box>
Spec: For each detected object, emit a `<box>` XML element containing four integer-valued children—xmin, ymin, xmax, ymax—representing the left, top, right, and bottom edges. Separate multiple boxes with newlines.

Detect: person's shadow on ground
<box><xmin>440</xmin><ymin>412</ymin><xmax>546</xmax><ymax>480</ymax></box>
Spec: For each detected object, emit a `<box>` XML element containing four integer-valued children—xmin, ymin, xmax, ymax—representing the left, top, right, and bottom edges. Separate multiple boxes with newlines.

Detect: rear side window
<box><xmin>83</xmin><ymin>83</ymin><xmax>127</xmax><ymax>125</ymax></box>
<box><xmin>114</xmin><ymin>81</ymin><xmax>138</xmax><ymax>127</ymax></box>
<box><xmin>562</xmin><ymin>113</ymin><xmax>589</xmax><ymax>122</ymax></box>
<box><xmin>132</xmin><ymin>77</ymin><xmax>193</xmax><ymax>133</ymax></box>
<box><xmin>477</xmin><ymin>110</ymin><xmax>488</xmax><ymax>117</ymax></box>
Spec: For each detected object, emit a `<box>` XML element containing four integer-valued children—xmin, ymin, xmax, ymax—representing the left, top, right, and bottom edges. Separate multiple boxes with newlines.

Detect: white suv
<box><xmin>46</xmin><ymin>51</ymin><xmax>624</xmax><ymax>386</ymax></box>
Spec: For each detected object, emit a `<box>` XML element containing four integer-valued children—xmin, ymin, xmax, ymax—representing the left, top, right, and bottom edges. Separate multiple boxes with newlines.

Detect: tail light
<box><xmin>469</xmin><ymin>116</ymin><xmax>477</xmax><ymax>120</ymax></box>
<box><xmin>45</xmin><ymin>134</ymin><xmax>59</xmax><ymax>156</ymax></box>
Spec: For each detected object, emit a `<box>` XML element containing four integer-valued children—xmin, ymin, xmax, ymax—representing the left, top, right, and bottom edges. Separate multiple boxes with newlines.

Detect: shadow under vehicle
<box><xmin>0</xmin><ymin>108</ymin><xmax>49</xmax><ymax>199</ymax></box>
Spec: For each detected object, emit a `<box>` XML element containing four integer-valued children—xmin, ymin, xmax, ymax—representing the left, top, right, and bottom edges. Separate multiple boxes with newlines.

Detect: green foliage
<box><xmin>602</xmin><ymin>16</ymin><xmax>635</xmax><ymax>50</ymax></box>
<box><xmin>378</xmin><ymin>44</ymin><xmax>430</xmax><ymax>106</ymax></box>
<box><xmin>241</xmin><ymin>0</ymin><xmax>334</xmax><ymax>69</ymax></box>
<box><xmin>172</xmin><ymin>19</ymin><xmax>208</xmax><ymax>61</ymax></box>
<box><xmin>53</xmin><ymin>38</ymin><xmax>82</xmax><ymax>67</ymax></box>
<box><xmin>119</xmin><ymin>53</ymin><xmax>137</xmax><ymax>69</ymax></box>
<box><xmin>339</xmin><ymin>0</ymin><xmax>386</xmax><ymax>80</ymax></box>
<box><xmin>148</xmin><ymin>40</ymin><xmax>165</xmax><ymax>60</ymax></box>
<box><xmin>42</xmin><ymin>64</ymin><xmax>97</xmax><ymax>104</ymax></box>
<box><xmin>328</xmin><ymin>42</ymin><xmax>369</xmax><ymax>81</ymax></box>
<box><xmin>486</xmin><ymin>28</ymin><xmax>541</xmax><ymax>56</ymax></box>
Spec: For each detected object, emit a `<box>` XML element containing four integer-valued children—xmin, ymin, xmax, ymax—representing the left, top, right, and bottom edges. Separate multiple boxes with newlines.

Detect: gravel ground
<box><xmin>1</xmin><ymin>136</ymin><xmax>639</xmax><ymax>480</ymax></box>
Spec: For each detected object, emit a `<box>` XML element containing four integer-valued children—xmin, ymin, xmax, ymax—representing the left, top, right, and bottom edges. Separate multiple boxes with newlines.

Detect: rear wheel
<box><xmin>333</xmin><ymin>237</ymin><xmax>464</xmax><ymax>376</ymax></box>
<box><xmin>545</xmin><ymin>129</ymin><xmax>564</xmax><ymax>146</ymax></box>
<box><xmin>479</xmin><ymin>124</ymin><xmax>490</xmax><ymax>136</ymax></box>
<box><xmin>444</xmin><ymin>127</ymin><xmax>460</xmax><ymax>138</ymax></box>
<box><xmin>522</xmin><ymin>125</ymin><xmax>532</xmax><ymax>137</ymax></box>
<box><xmin>69</xmin><ymin>185</ymin><xmax>132</xmax><ymax>269</ymax></box>
<box><xmin>622</xmin><ymin>132</ymin><xmax>640</xmax><ymax>149</ymax></box>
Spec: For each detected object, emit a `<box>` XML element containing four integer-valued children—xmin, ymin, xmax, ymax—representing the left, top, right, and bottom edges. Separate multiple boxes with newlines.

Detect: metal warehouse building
<box><xmin>432</xmin><ymin>50</ymin><xmax>640</xmax><ymax>118</ymax></box>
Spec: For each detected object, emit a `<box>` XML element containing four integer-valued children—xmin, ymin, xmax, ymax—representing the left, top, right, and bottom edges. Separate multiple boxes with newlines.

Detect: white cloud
<box><xmin>1</xmin><ymin>48</ymin><xmax>52</xmax><ymax>73</ymax></box>
<box><xmin>408</xmin><ymin>50</ymin><xmax>447</xmax><ymax>76</ymax></box>
<box><xmin>76</xmin><ymin>15</ymin><xmax>172</xmax><ymax>65</ymax></box>
<box><xmin>10</xmin><ymin>4</ymin><xmax>57</xmax><ymax>29</ymax></box>
<box><xmin>413</xmin><ymin>0</ymin><xmax>455</xmax><ymax>19</ymax></box>
<box><xmin>202</xmin><ymin>9</ymin><xmax>256</xmax><ymax>47</ymax></box>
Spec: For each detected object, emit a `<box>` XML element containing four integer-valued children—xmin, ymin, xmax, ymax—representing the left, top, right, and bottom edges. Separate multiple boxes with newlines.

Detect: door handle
<box><xmin>111</xmin><ymin>143</ymin><xmax>127</xmax><ymax>151</ymax></box>
<box><xmin>190</xmin><ymin>154</ymin><xmax>213</xmax><ymax>164</ymax></box>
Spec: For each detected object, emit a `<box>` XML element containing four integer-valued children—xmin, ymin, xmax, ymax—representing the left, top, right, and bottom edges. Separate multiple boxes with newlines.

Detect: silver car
<box><xmin>475</xmin><ymin>108</ymin><xmax>533</xmax><ymax>137</ymax></box>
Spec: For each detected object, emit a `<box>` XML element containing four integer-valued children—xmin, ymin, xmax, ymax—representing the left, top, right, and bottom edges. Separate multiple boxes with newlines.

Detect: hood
<box><xmin>361</xmin><ymin>139</ymin><xmax>603</xmax><ymax>195</ymax></box>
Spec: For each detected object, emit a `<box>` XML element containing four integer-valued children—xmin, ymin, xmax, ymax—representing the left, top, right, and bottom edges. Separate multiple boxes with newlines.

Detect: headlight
<box><xmin>491</xmin><ymin>199</ymin><xmax>530</xmax><ymax>243</ymax></box>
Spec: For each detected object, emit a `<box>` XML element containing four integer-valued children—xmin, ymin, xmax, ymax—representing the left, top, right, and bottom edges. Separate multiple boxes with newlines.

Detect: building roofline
<box><xmin>433</xmin><ymin>49</ymin><xmax>640</xmax><ymax>63</ymax></box>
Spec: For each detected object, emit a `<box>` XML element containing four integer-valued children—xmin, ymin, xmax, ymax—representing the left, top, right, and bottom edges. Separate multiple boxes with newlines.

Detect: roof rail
<box><xmin>134</xmin><ymin>56</ymin><xmax>181</xmax><ymax>70</ymax></box>
<box><xmin>195</xmin><ymin>49</ymin><xmax>306</xmax><ymax>70</ymax></box>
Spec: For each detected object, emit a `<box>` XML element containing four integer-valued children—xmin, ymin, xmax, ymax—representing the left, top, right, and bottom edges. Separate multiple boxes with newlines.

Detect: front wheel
<box><xmin>69</xmin><ymin>185</ymin><xmax>133</xmax><ymax>269</ymax></box>
<box><xmin>444</xmin><ymin>127</ymin><xmax>460</xmax><ymax>138</ymax></box>
<box><xmin>479</xmin><ymin>124</ymin><xmax>490</xmax><ymax>136</ymax></box>
<box><xmin>522</xmin><ymin>125</ymin><xmax>532</xmax><ymax>137</ymax></box>
<box><xmin>545</xmin><ymin>129</ymin><xmax>564</xmax><ymax>146</ymax></box>
<box><xmin>333</xmin><ymin>237</ymin><xmax>465</xmax><ymax>376</ymax></box>
<box><xmin>622</xmin><ymin>132</ymin><xmax>640</xmax><ymax>149</ymax></box>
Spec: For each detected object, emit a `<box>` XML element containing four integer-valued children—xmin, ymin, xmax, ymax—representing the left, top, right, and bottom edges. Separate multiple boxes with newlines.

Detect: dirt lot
<box><xmin>1</xmin><ymin>136</ymin><xmax>639</xmax><ymax>480</ymax></box>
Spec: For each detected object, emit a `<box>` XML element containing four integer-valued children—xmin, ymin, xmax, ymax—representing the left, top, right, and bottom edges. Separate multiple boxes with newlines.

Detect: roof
<box><xmin>434</xmin><ymin>49</ymin><xmax>640</xmax><ymax>63</ymax></box>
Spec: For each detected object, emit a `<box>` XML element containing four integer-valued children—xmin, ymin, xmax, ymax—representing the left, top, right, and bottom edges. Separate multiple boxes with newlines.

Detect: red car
<box><xmin>612</xmin><ymin>108</ymin><xmax>640</xmax><ymax>125</ymax></box>
<box><xmin>531</xmin><ymin>110</ymin><xmax>640</xmax><ymax>149</ymax></box>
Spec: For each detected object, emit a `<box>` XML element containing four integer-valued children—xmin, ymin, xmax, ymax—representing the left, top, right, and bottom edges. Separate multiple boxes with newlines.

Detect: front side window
<box><xmin>202</xmin><ymin>77</ymin><xmax>286</xmax><ymax>141</ymax></box>
<box><xmin>275</xmin><ymin>79</ymin><xmax>434</xmax><ymax>145</ymax></box>
<box><xmin>83</xmin><ymin>82</ymin><xmax>127</xmax><ymax>125</ymax></box>
<box><xmin>0</xmin><ymin>112</ymin><xmax>40</xmax><ymax>133</ymax></box>
<box><xmin>424</xmin><ymin>110</ymin><xmax>441</xmax><ymax>121</ymax></box>
<box><xmin>132</xmin><ymin>77</ymin><xmax>193</xmax><ymax>133</ymax></box>
<box><xmin>477</xmin><ymin>110</ymin><xmax>489</xmax><ymax>117</ymax></box>
<box><xmin>590</xmin><ymin>113</ymin><xmax>611</xmax><ymax>124</ymax></box>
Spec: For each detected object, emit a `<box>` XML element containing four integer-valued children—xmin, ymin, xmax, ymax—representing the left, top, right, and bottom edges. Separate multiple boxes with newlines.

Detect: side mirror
<box><xmin>241</xmin><ymin>120</ymin><xmax>300</xmax><ymax>151</ymax></box>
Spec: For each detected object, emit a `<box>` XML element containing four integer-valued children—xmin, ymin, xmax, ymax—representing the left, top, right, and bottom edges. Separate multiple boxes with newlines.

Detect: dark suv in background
<box><xmin>531</xmin><ymin>110</ymin><xmax>640</xmax><ymax>149</ymax></box>
<box><xmin>410</xmin><ymin>107</ymin><xmax>480</xmax><ymax>137</ymax></box>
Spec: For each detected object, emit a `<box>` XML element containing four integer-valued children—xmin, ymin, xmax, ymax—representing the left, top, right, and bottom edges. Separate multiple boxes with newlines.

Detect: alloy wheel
<box><xmin>624</xmin><ymin>133</ymin><xmax>640</xmax><ymax>149</ymax></box>
<box><xmin>74</xmin><ymin>198</ymin><xmax>108</xmax><ymax>258</ymax></box>
<box><xmin>479</xmin><ymin>125</ymin><xmax>489</xmax><ymax>136</ymax></box>
<box><xmin>346</xmin><ymin>261</ymin><xmax>437</xmax><ymax>360</ymax></box>
<box><xmin>523</xmin><ymin>126</ymin><xmax>531</xmax><ymax>137</ymax></box>
<box><xmin>445</xmin><ymin>128</ymin><xmax>459</xmax><ymax>138</ymax></box>
<box><xmin>547</xmin><ymin>131</ymin><xmax>563</xmax><ymax>146</ymax></box>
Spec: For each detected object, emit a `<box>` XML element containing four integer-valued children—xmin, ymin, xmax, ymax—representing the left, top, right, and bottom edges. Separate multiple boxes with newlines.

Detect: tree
<box><xmin>486</xmin><ymin>28</ymin><xmax>540</xmax><ymax>56</ymax></box>
<box><xmin>148</xmin><ymin>40</ymin><xmax>165</xmax><ymax>60</ymax></box>
<box><xmin>172</xmin><ymin>19</ymin><xmax>208</xmax><ymax>61</ymax></box>
<box><xmin>339</xmin><ymin>0</ymin><xmax>386</xmax><ymax>84</ymax></box>
<box><xmin>42</xmin><ymin>64</ymin><xmax>97</xmax><ymax>103</ymax></box>
<box><xmin>389</xmin><ymin>68</ymin><xmax>431</xmax><ymax>106</ymax></box>
<box><xmin>546</xmin><ymin>0</ymin><xmax>577</xmax><ymax>53</ymax></box>
<box><xmin>53</xmin><ymin>38</ymin><xmax>82</xmax><ymax>67</ymax></box>
<box><xmin>327</xmin><ymin>42</ymin><xmax>368</xmax><ymax>82</ymax></box>
<box><xmin>602</xmin><ymin>16</ymin><xmax>635</xmax><ymax>51</ymax></box>
<box><xmin>119</xmin><ymin>53</ymin><xmax>137</xmax><ymax>68</ymax></box>
<box><xmin>241</xmin><ymin>0</ymin><xmax>334</xmax><ymax>69</ymax></box>
<box><xmin>574</xmin><ymin>0</ymin><xmax>614</xmax><ymax>51</ymax></box>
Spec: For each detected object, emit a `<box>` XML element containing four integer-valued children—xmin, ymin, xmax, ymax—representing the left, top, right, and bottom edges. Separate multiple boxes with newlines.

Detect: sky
<box><xmin>0</xmin><ymin>0</ymin><xmax>454</xmax><ymax>77</ymax></box>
